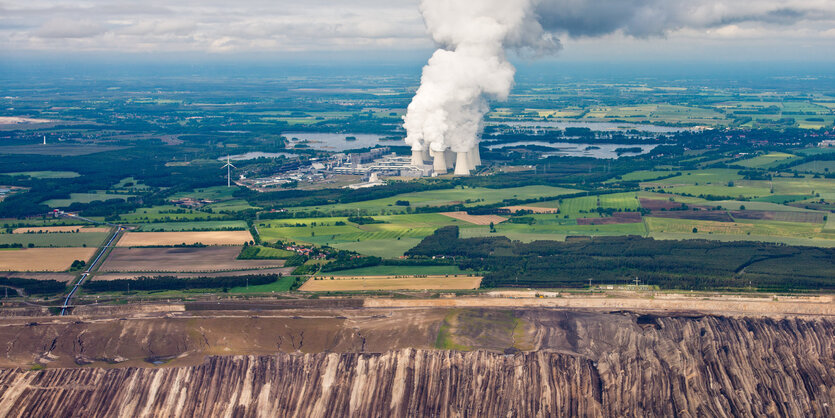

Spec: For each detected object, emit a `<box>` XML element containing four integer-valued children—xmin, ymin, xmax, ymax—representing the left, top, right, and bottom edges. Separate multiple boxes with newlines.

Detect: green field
<box><xmin>111</xmin><ymin>177</ymin><xmax>151</xmax><ymax>190</ymax></box>
<box><xmin>642</xmin><ymin>170</ymin><xmax>778</xmax><ymax>199</ymax></box>
<box><xmin>205</xmin><ymin>199</ymin><xmax>261</xmax><ymax>212</ymax></box>
<box><xmin>555</xmin><ymin>192</ymin><xmax>640</xmax><ymax>218</ymax></box>
<box><xmin>792</xmin><ymin>161</ymin><xmax>835</xmax><ymax>173</ymax></box>
<box><xmin>135</xmin><ymin>220</ymin><xmax>248</xmax><ymax>231</ymax></box>
<box><xmin>770</xmin><ymin>177</ymin><xmax>835</xmax><ymax>198</ymax></box>
<box><xmin>332</xmin><ymin>238</ymin><xmax>425</xmax><ymax>258</ymax></box>
<box><xmin>459</xmin><ymin>228</ymin><xmax>568</xmax><ymax>243</ymax></box>
<box><xmin>646</xmin><ymin>217</ymin><xmax>825</xmax><ymax>241</ymax></box>
<box><xmin>292</xmin><ymin>185</ymin><xmax>581</xmax><ymax>215</ymax></box>
<box><xmin>646</xmin><ymin>169</ymin><xmax>742</xmax><ymax>186</ymax></box>
<box><xmin>246</xmin><ymin>246</ymin><xmax>296</xmax><ymax>258</ymax></box>
<box><xmin>228</xmin><ymin>276</ymin><xmax>298</xmax><ymax>293</ymax></box>
<box><xmin>258</xmin><ymin>213</ymin><xmax>463</xmax><ymax>257</ymax></box>
<box><xmin>736</xmin><ymin>152</ymin><xmax>799</xmax><ymax>169</ymax></box>
<box><xmin>0</xmin><ymin>232</ymin><xmax>108</xmax><ymax>247</ymax></box>
<box><xmin>795</xmin><ymin>147</ymin><xmax>835</xmax><ymax>156</ymax></box>
<box><xmin>43</xmin><ymin>191</ymin><xmax>135</xmax><ymax>208</ymax></box>
<box><xmin>2</xmin><ymin>171</ymin><xmax>80</xmax><ymax>179</ymax></box>
<box><xmin>327</xmin><ymin>265</ymin><xmax>470</xmax><ymax>276</ymax></box>
<box><xmin>119</xmin><ymin>205</ymin><xmax>231</xmax><ymax>222</ymax></box>
<box><xmin>169</xmin><ymin>186</ymin><xmax>240</xmax><ymax>201</ymax></box>
<box><xmin>606</xmin><ymin>170</ymin><xmax>674</xmax><ymax>183</ymax></box>
<box><xmin>497</xmin><ymin>220</ymin><xmax>646</xmax><ymax>236</ymax></box>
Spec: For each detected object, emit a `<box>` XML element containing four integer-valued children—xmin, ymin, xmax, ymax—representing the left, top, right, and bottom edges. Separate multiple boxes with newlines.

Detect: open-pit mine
<box><xmin>0</xmin><ymin>297</ymin><xmax>833</xmax><ymax>417</ymax></box>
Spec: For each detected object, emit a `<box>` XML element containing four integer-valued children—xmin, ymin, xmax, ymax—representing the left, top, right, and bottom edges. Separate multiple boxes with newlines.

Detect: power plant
<box><xmin>410</xmin><ymin>144</ymin><xmax>481</xmax><ymax>176</ymax></box>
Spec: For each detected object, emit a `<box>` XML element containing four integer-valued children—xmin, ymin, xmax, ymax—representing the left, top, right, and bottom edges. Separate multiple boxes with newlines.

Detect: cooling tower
<box><xmin>431</xmin><ymin>149</ymin><xmax>447</xmax><ymax>174</ymax></box>
<box><xmin>444</xmin><ymin>149</ymin><xmax>455</xmax><ymax>170</ymax></box>
<box><xmin>454</xmin><ymin>152</ymin><xmax>471</xmax><ymax>176</ymax></box>
<box><xmin>471</xmin><ymin>145</ymin><xmax>481</xmax><ymax>167</ymax></box>
<box><xmin>411</xmin><ymin>149</ymin><xmax>425</xmax><ymax>166</ymax></box>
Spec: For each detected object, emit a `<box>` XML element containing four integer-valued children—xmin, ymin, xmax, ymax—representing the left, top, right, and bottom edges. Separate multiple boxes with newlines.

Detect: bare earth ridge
<box><xmin>0</xmin><ymin>301</ymin><xmax>833</xmax><ymax>416</ymax></box>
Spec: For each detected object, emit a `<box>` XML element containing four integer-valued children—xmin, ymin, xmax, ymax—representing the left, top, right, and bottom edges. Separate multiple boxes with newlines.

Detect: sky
<box><xmin>1</xmin><ymin>0</ymin><xmax>835</xmax><ymax>63</ymax></box>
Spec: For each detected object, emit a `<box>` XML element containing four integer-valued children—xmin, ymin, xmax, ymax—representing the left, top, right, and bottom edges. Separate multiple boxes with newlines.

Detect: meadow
<box><xmin>327</xmin><ymin>265</ymin><xmax>470</xmax><ymax>276</ymax></box>
<box><xmin>3</xmin><ymin>171</ymin><xmax>80</xmax><ymax>179</ymax></box>
<box><xmin>0</xmin><ymin>232</ymin><xmax>108</xmax><ymax>247</ymax></box>
<box><xmin>43</xmin><ymin>191</ymin><xmax>135</xmax><ymax>208</ymax></box>
<box><xmin>291</xmin><ymin>185</ymin><xmax>580</xmax><ymax>215</ymax></box>
<box><xmin>258</xmin><ymin>213</ymin><xmax>465</xmax><ymax>257</ymax></box>
<box><xmin>736</xmin><ymin>152</ymin><xmax>799</xmax><ymax>169</ymax></box>
<box><xmin>299</xmin><ymin>275</ymin><xmax>482</xmax><ymax>291</ymax></box>
<box><xmin>228</xmin><ymin>275</ymin><xmax>299</xmax><ymax>293</ymax></box>
<box><xmin>119</xmin><ymin>205</ymin><xmax>232</xmax><ymax>223</ymax></box>
<box><xmin>135</xmin><ymin>220</ymin><xmax>247</xmax><ymax>232</ymax></box>
<box><xmin>551</xmin><ymin>192</ymin><xmax>641</xmax><ymax>218</ymax></box>
<box><xmin>645</xmin><ymin>217</ymin><xmax>825</xmax><ymax>241</ymax></box>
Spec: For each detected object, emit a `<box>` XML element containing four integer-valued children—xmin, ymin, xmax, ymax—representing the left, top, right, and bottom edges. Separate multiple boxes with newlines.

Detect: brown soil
<box><xmin>92</xmin><ymin>267</ymin><xmax>295</xmax><ymax>280</ymax></box>
<box><xmin>99</xmin><ymin>247</ymin><xmax>285</xmax><ymax>272</ymax></box>
<box><xmin>0</xmin><ymin>248</ymin><xmax>96</xmax><ymax>272</ymax></box>
<box><xmin>648</xmin><ymin>210</ymin><xmax>735</xmax><ymax>222</ymax></box>
<box><xmin>502</xmin><ymin>205</ymin><xmax>559</xmax><ymax>214</ymax></box>
<box><xmin>0</xmin><ymin>305</ymin><xmax>833</xmax><ymax>416</ymax></box>
<box><xmin>731</xmin><ymin>210</ymin><xmax>826</xmax><ymax>223</ymax></box>
<box><xmin>639</xmin><ymin>198</ymin><xmax>686</xmax><ymax>210</ymax></box>
<box><xmin>117</xmin><ymin>231</ymin><xmax>253</xmax><ymax>247</ymax></box>
<box><xmin>440</xmin><ymin>211</ymin><xmax>507</xmax><ymax>225</ymax></box>
<box><xmin>576</xmin><ymin>212</ymin><xmax>642</xmax><ymax>225</ymax></box>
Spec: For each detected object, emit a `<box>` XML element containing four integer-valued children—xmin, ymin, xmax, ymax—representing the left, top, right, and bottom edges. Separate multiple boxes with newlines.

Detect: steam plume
<box><xmin>404</xmin><ymin>0</ymin><xmax>822</xmax><ymax>175</ymax></box>
<box><xmin>404</xmin><ymin>0</ymin><xmax>556</xmax><ymax>174</ymax></box>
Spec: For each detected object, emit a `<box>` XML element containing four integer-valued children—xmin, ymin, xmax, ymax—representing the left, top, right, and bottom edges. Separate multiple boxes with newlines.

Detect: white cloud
<box><xmin>0</xmin><ymin>0</ymin><xmax>832</xmax><ymax>58</ymax></box>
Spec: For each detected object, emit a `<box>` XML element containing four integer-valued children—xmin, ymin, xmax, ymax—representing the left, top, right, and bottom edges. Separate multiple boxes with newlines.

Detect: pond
<box><xmin>282</xmin><ymin>132</ymin><xmax>391</xmax><ymax>151</ymax></box>
<box><xmin>485</xmin><ymin>141</ymin><xmax>659</xmax><ymax>159</ymax></box>
<box><xmin>218</xmin><ymin>152</ymin><xmax>296</xmax><ymax>161</ymax></box>
<box><xmin>496</xmin><ymin>121</ymin><xmax>691</xmax><ymax>133</ymax></box>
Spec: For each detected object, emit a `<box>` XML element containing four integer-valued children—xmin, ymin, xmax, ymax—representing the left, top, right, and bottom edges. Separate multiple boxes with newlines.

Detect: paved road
<box><xmin>60</xmin><ymin>226</ymin><xmax>124</xmax><ymax>316</ymax></box>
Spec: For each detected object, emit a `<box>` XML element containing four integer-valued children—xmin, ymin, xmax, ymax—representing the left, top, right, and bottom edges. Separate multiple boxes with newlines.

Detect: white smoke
<box><xmin>403</xmin><ymin>0</ymin><xmax>556</xmax><ymax>159</ymax></box>
<box><xmin>404</xmin><ymin>0</ymin><xmax>826</xmax><ymax>172</ymax></box>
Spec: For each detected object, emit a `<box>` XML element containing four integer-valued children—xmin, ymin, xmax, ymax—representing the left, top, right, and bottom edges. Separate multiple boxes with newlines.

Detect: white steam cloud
<box><xmin>403</xmin><ymin>0</ymin><xmax>827</xmax><ymax>175</ymax></box>
<box><xmin>403</xmin><ymin>0</ymin><xmax>557</xmax><ymax>174</ymax></box>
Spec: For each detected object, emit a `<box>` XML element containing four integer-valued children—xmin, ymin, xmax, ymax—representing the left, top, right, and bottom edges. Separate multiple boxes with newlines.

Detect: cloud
<box><xmin>34</xmin><ymin>18</ymin><xmax>107</xmax><ymax>39</ymax></box>
<box><xmin>0</xmin><ymin>0</ymin><xmax>832</xmax><ymax>55</ymax></box>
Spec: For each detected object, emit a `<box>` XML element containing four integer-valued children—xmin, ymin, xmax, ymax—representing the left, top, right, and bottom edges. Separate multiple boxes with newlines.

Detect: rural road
<box><xmin>60</xmin><ymin>226</ymin><xmax>125</xmax><ymax>316</ymax></box>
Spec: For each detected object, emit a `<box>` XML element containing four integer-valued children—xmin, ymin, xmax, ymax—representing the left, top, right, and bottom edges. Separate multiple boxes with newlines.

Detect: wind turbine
<box><xmin>221</xmin><ymin>155</ymin><xmax>236</xmax><ymax>187</ymax></box>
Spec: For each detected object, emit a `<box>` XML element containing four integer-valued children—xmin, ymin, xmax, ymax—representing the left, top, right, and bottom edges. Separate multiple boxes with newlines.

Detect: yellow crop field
<box><xmin>117</xmin><ymin>231</ymin><xmax>253</xmax><ymax>247</ymax></box>
<box><xmin>441</xmin><ymin>212</ymin><xmax>507</xmax><ymax>225</ymax></box>
<box><xmin>13</xmin><ymin>226</ymin><xmax>109</xmax><ymax>234</ymax></box>
<box><xmin>0</xmin><ymin>248</ymin><xmax>96</xmax><ymax>271</ymax></box>
<box><xmin>300</xmin><ymin>275</ymin><xmax>482</xmax><ymax>291</ymax></box>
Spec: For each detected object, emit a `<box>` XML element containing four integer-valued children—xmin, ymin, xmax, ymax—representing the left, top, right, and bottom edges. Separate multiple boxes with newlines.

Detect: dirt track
<box><xmin>364</xmin><ymin>293</ymin><xmax>835</xmax><ymax>317</ymax></box>
<box><xmin>300</xmin><ymin>276</ymin><xmax>482</xmax><ymax>291</ymax></box>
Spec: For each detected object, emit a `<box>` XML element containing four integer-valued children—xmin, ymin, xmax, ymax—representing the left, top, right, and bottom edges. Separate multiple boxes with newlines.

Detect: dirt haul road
<box><xmin>364</xmin><ymin>293</ymin><xmax>835</xmax><ymax>317</ymax></box>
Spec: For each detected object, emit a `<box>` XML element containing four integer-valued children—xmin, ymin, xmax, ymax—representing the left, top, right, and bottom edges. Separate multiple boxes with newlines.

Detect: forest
<box><xmin>406</xmin><ymin>226</ymin><xmax>835</xmax><ymax>292</ymax></box>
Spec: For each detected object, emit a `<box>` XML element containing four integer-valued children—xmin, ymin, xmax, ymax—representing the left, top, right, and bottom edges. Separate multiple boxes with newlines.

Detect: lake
<box><xmin>485</xmin><ymin>141</ymin><xmax>659</xmax><ymax>159</ymax></box>
<box><xmin>218</xmin><ymin>152</ymin><xmax>296</xmax><ymax>161</ymax></box>
<box><xmin>496</xmin><ymin>121</ymin><xmax>691</xmax><ymax>133</ymax></box>
<box><xmin>282</xmin><ymin>132</ymin><xmax>391</xmax><ymax>151</ymax></box>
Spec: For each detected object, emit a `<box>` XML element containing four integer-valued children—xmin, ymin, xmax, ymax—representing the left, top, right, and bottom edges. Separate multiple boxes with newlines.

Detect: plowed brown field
<box><xmin>0</xmin><ymin>247</ymin><xmax>96</xmax><ymax>271</ymax></box>
<box><xmin>117</xmin><ymin>231</ymin><xmax>253</xmax><ymax>247</ymax></box>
